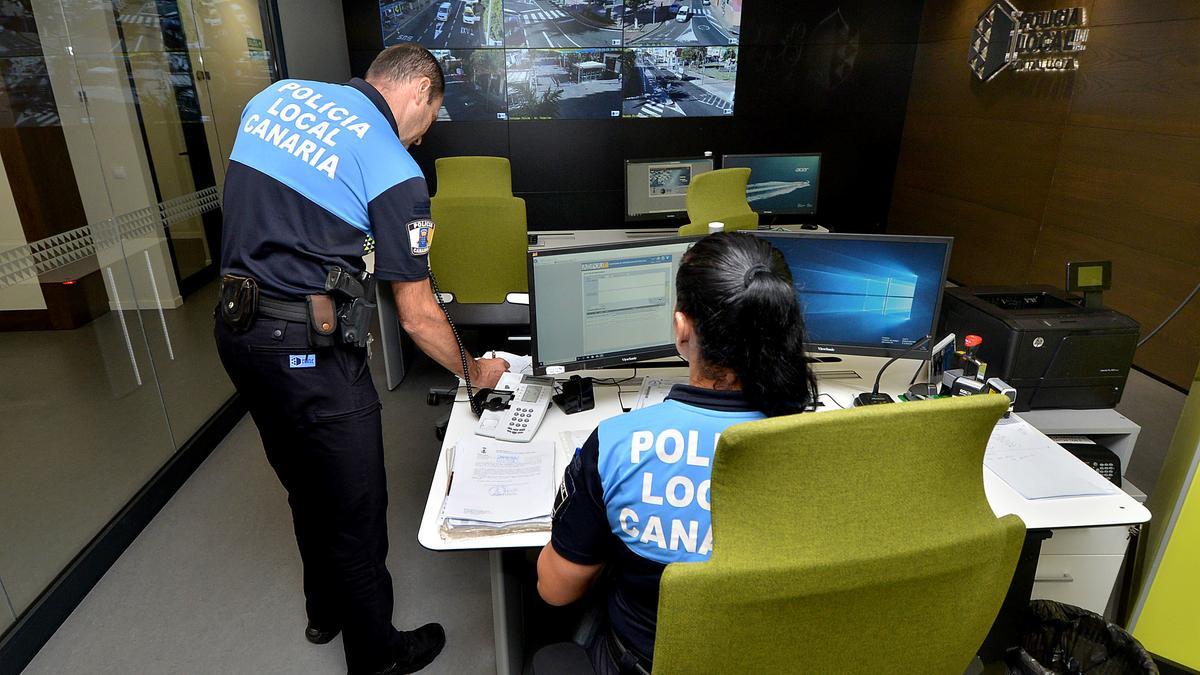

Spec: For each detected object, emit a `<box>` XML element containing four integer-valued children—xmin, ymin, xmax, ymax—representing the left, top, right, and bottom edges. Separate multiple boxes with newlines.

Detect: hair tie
<box><xmin>743</xmin><ymin>264</ymin><xmax>771</xmax><ymax>289</ymax></box>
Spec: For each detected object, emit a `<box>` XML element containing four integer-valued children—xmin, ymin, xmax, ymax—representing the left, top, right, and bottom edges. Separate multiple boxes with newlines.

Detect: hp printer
<box><xmin>939</xmin><ymin>286</ymin><xmax>1139</xmax><ymax>411</ymax></box>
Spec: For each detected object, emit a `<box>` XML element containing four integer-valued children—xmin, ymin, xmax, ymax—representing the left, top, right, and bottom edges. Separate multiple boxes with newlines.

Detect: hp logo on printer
<box><xmin>1033</xmin><ymin>337</ymin><xmax>1045</xmax><ymax>348</ymax></box>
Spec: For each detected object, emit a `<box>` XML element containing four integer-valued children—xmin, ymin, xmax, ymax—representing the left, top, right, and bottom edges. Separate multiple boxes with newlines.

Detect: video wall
<box><xmin>378</xmin><ymin>0</ymin><xmax>741</xmax><ymax>120</ymax></box>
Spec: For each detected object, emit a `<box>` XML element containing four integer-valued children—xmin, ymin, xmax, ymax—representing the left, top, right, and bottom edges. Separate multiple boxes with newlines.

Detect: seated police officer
<box><xmin>535</xmin><ymin>233</ymin><xmax>818</xmax><ymax>674</ymax></box>
<box><xmin>214</xmin><ymin>44</ymin><xmax>507</xmax><ymax>675</ymax></box>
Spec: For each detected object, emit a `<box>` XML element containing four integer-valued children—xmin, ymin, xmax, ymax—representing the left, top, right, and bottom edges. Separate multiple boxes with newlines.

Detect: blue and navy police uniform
<box><xmin>551</xmin><ymin>385</ymin><xmax>765</xmax><ymax>672</ymax></box>
<box><xmin>214</xmin><ymin>77</ymin><xmax>433</xmax><ymax>675</ymax></box>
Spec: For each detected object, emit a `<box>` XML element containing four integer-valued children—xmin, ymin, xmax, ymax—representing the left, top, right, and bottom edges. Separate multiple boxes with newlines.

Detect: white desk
<box><xmin>416</xmin><ymin>355</ymin><xmax>1150</xmax><ymax>674</ymax></box>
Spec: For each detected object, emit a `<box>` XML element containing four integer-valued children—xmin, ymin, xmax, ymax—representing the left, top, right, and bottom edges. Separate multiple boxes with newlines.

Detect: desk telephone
<box><xmin>475</xmin><ymin>372</ymin><xmax>553</xmax><ymax>442</ymax></box>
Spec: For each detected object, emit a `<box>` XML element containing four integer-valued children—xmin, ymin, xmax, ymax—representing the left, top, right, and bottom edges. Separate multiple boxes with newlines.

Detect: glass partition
<box><xmin>0</xmin><ymin>0</ymin><xmax>277</xmax><ymax>627</ymax></box>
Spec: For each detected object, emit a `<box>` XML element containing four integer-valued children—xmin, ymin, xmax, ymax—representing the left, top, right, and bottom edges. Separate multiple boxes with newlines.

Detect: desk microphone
<box><xmin>854</xmin><ymin>335</ymin><xmax>932</xmax><ymax>407</ymax></box>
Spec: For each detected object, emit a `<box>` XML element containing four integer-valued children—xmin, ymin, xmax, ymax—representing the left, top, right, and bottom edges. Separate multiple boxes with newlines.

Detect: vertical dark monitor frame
<box><xmin>527</xmin><ymin>237</ymin><xmax>701</xmax><ymax>374</ymax></box>
<box><xmin>722</xmin><ymin>152</ymin><xmax>822</xmax><ymax>216</ymax></box>
<box><xmin>624</xmin><ymin>156</ymin><xmax>714</xmax><ymax>223</ymax></box>
<box><xmin>753</xmin><ymin>231</ymin><xmax>953</xmax><ymax>359</ymax></box>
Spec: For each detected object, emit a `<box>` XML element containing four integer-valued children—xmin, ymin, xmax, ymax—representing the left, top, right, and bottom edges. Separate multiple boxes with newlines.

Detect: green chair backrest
<box><xmin>678</xmin><ymin>168</ymin><xmax>759</xmax><ymax>236</ymax></box>
<box><xmin>429</xmin><ymin>196</ymin><xmax>527</xmax><ymax>304</ymax></box>
<box><xmin>434</xmin><ymin>156</ymin><xmax>514</xmax><ymax>199</ymax></box>
<box><xmin>653</xmin><ymin>395</ymin><xmax>1025</xmax><ymax>675</ymax></box>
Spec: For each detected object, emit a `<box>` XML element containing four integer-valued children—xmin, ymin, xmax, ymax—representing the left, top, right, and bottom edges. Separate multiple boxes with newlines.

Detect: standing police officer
<box><xmin>214</xmin><ymin>44</ymin><xmax>508</xmax><ymax>675</ymax></box>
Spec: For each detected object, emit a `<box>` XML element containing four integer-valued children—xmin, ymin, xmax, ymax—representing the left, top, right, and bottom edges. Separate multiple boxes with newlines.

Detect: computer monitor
<box><xmin>625</xmin><ymin>157</ymin><xmax>714</xmax><ymax>221</ymax></box>
<box><xmin>528</xmin><ymin>237</ymin><xmax>699</xmax><ymax>374</ymax></box>
<box><xmin>754</xmin><ymin>232</ymin><xmax>953</xmax><ymax>358</ymax></box>
<box><xmin>722</xmin><ymin>153</ymin><xmax>821</xmax><ymax>216</ymax></box>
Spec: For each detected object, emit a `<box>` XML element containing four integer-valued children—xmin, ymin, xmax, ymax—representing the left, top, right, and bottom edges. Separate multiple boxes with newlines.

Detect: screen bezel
<box><xmin>624</xmin><ymin>156</ymin><xmax>714</xmax><ymax>222</ymax></box>
<box><xmin>527</xmin><ymin>236</ymin><xmax>702</xmax><ymax>375</ymax></box>
<box><xmin>721</xmin><ymin>152</ymin><xmax>822</xmax><ymax>216</ymax></box>
<box><xmin>752</xmin><ymin>230</ymin><xmax>954</xmax><ymax>359</ymax></box>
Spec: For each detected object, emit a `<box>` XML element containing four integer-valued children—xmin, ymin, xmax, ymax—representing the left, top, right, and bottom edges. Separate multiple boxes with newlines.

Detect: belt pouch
<box><xmin>219</xmin><ymin>274</ymin><xmax>258</xmax><ymax>333</ymax></box>
<box><xmin>306</xmin><ymin>294</ymin><xmax>338</xmax><ymax>348</ymax></box>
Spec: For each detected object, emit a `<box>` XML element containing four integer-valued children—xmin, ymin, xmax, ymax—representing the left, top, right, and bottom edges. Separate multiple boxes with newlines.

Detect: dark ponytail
<box><xmin>675</xmin><ymin>232</ymin><xmax>818</xmax><ymax>417</ymax></box>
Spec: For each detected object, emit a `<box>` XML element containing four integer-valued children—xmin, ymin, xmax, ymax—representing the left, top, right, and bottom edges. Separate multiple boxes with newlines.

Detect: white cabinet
<box><xmin>1022</xmin><ymin>410</ymin><xmax>1144</xmax><ymax>616</ymax></box>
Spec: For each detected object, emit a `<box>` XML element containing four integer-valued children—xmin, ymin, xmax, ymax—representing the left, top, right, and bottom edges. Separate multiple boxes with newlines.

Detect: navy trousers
<box><xmin>215</xmin><ymin>315</ymin><xmax>396</xmax><ymax>674</ymax></box>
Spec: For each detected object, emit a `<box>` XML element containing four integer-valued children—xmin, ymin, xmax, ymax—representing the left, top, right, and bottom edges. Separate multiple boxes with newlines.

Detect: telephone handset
<box><xmin>474</xmin><ymin>373</ymin><xmax>553</xmax><ymax>443</ymax></box>
<box><xmin>429</xmin><ymin>267</ymin><xmax>482</xmax><ymax>415</ymax></box>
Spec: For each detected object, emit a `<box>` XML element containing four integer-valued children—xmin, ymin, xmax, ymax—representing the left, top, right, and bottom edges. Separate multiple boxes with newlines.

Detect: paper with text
<box><xmin>985</xmin><ymin>417</ymin><xmax>1119</xmax><ymax>500</ymax></box>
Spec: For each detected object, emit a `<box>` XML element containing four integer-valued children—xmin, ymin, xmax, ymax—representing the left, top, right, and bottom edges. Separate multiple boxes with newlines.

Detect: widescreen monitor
<box><xmin>755</xmin><ymin>232</ymin><xmax>953</xmax><ymax>358</ymax></box>
<box><xmin>723</xmin><ymin>153</ymin><xmax>821</xmax><ymax>216</ymax></box>
<box><xmin>625</xmin><ymin>157</ymin><xmax>714</xmax><ymax>221</ymax></box>
<box><xmin>528</xmin><ymin>237</ymin><xmax>699</xmax><ymax>374</ymax></box>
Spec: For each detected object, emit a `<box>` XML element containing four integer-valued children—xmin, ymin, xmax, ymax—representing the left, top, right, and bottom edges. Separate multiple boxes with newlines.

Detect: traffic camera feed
<box><xmin>379</xmin><ymin>0</ymin><xmax>740</xmax><ymax>120</ymax></box>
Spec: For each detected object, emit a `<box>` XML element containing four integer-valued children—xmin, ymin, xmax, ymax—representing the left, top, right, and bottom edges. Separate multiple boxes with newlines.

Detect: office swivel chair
<box><xmin>534</xmin><ymin>395</ymin><xmax>1024</xmax><ymax>674</ymax></box>
<box><xmin>677</xmin><ymin>167</ymin><xmax>759</xmax><ymax>236</ymax></box>
<box><xmin>429</xmin><ymin>156</ymin><xmax>529</xmax><ymax>317</ymax></box>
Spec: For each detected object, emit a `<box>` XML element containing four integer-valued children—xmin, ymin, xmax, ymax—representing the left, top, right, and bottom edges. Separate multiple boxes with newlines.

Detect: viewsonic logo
<box><xmin>621</xmin><ymin>356</ymin><xmax>639</xmax><ymax>362</ymax></box>
<box><xmin>816</xmin><ymin>346</ymin><xmax>835</xmax><ymax>353</ymax></box>
<box><xmin>969</xmin><ymin>1</ymin><xmax>1089</xmax><ymax>82</ymax></box>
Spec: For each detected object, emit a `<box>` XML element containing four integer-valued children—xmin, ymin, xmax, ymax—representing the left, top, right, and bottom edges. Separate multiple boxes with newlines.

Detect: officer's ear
<box><xmin>414</xmin><ymin>77</ymin><xmax>433</xmax><ymax>105</ymax></box>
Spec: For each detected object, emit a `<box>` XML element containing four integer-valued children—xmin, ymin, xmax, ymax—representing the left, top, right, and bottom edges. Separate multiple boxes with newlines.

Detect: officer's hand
<box><xmin>474</xmin><ymin>357</ymin><xmax>510</xmax><ymax>390</ymax></box>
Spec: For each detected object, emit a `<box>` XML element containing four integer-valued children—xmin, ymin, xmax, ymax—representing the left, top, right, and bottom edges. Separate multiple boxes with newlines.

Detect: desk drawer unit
<box><xmin>1031</xmin><ymin>554</ymin><xmax>1126</xmax><ymax>614</ymax></box>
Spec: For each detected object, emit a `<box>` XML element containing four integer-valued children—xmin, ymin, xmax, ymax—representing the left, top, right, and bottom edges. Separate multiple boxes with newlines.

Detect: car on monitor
<box><xmin>676</xmin><ymin>6</ymin><xmax>690</xmax><ymax>21</ymax></box>
<box><xmin>463</xmin><ymin>5</ymin><xmax>479</xmax><ymax>24</ymax></box>
<box><xmin>436</xmin><ymin>2</ymin><xmax>451</xmax><ymax>22</ymax></box>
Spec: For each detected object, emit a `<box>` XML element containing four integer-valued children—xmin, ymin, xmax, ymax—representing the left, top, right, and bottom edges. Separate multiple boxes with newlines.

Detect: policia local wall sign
<box><xmin>969</xmin><ymin>1</ymin><xmax>1090</xmax><ymax>82</ymax></box>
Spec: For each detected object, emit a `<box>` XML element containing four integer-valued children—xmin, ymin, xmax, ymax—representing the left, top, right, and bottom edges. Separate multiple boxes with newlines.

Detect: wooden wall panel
<box><xmin>1043</xmin><ymin>126</ymin><xmax>1200</xmax><ymax>267</ymax></box>
<box><xmin>891</xmin><ymin>1</ymin><xmax>1200</xmax><ymax>390</ymax></box>
<box><xmin>1089</xmin><ymin>1</ymin><xmax>1200</xmax><ymax>26</ymax></box>
<box><xmin>892</xmin><ymin>113</ymin><xmax>1063</xmax><ymax>222</ymax></box>
<box><xmin>1068</xmin><ymin>20</ymin><xmax>1200</xmax><ymax>138</ymax></box>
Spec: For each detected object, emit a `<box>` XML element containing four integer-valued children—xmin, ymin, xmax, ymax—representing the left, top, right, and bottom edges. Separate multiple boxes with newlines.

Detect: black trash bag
<box><xmin>1005</xmin><ymin>600</ymin><xmax>1159</xmax><ymax>675</ymax></box>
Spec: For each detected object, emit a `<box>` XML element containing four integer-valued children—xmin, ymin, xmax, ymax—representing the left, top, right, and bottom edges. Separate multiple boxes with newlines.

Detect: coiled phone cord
<box><xmin>429</xmin><ymin>267</ymin><xmax>482</xmax><ymax>415</ymax></box>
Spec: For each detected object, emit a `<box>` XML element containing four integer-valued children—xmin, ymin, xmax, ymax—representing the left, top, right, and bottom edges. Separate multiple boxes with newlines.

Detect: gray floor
<box><xmin>22</xmin><ymin>355</ymin><xmax>497</xmax><ymax>675</ymax></box>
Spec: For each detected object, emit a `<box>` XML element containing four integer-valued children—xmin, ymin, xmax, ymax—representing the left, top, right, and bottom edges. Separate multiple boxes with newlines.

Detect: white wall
<box><xmin>276</xmin><ymin>0</ymin><xmax>351</xmax><ymax>82</ymax></box>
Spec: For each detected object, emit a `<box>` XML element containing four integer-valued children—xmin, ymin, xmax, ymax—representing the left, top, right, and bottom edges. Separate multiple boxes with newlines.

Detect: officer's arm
<box><xmin>536</xmin><ymin>543</ymin><xmax>603</xmax><ymax>606</ymax></box>
<box><xmin>391</xmin><ymin>278</ymin><xmax>507</xmax><ymax>388</ymax></box>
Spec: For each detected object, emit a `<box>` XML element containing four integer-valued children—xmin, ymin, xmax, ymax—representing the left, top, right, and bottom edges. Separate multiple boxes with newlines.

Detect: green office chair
<box><xmin>429</xmin><ymin>156</ymin><xmax>528</xmax><ymax>320</ymax></box>
<box><xmin>653</xmin><ymin>394</ymin><xmax>1025</xmax><ymax>674</ymax></box>
<box><xmin>432</xmin><ymin>155</ymin><xmax>516</xmax><ymax>199</ymax></box>
<box><xmin>678</xmin><ymin>167</ymin><xmax>759</xmax><ymax>236</ymax></box>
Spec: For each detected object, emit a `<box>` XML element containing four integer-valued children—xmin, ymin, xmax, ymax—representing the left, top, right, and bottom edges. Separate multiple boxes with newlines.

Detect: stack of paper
<box><xmin>985</xmin><ymin>416</ymin><xmax>1120</xmax><ymax>500</ymax></box>
<box><xmin>440</xmin><ymin>437</ymin><xmax>556</xmax><ymax>538</ymax></box>
<box><xmin>633</xmin><ymin>376</ymin><xmax>689</xmax><ymax>410</ymax></box>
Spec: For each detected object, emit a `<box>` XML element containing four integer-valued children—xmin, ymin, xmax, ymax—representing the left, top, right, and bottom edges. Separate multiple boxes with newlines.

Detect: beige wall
<box><xmin>0</xmin><ymin>170</ymin><xmax>47</xmax><ymax>311</ymax></box>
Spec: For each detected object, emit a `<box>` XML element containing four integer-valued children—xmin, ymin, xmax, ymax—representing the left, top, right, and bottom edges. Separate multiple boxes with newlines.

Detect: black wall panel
<box><xmin>342</xmin><ymin>1</ymin><xmax>925</xmax><ymax>232</ymax></box>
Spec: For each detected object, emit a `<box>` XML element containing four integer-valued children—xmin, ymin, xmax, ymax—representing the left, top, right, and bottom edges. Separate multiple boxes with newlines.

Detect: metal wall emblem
<box><xmin>969</xmin><ymin>1</ymin><xmax>1090</xmax><ymax>82</ymax></box>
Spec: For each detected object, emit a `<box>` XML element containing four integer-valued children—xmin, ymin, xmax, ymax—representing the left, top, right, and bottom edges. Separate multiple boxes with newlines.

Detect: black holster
<box><xmin>218</xmin><ymin>274</ymin><xmax>259</xmax><ymax>333</ymax></box>
<box><xmin>324</xmin><ymin>266</ymin><xmax>377</xmax><ymax>349</ymax></box>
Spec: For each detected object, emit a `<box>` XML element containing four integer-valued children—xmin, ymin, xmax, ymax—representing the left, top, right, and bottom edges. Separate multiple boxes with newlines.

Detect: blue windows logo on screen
<box><xmin>802</xmin><ymin>267</ymin><xmax>919</xmax><ymax>325</ymax></box>
<box><xmin>861</xmin><ymin>276</ymin><xmax>917</xmax><ymax>317</ymax></box>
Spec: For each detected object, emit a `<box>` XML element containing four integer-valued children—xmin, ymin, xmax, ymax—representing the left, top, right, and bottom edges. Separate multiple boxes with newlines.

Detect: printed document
<box><xmin>985</xmin><ymin>417</ymin><xmax>1119</xmax><ymax>500</ymax></box>
<box><xmin>442</xmin><ymin>437</ymin><xmax>555</xmax><ymax>526</ymax></box>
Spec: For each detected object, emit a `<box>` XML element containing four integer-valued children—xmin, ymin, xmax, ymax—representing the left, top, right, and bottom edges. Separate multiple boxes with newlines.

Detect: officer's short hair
<box><xmin>366</xmin><ymin>44</ymin><xmax>445</xmax><ymax>102</ymax></box>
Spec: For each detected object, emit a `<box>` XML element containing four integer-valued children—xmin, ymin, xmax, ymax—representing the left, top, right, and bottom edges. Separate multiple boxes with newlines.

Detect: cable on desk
<box><xmin>819</xmin><ymin>393</ymin><xmax>845</xmax><ymax>409</ymax></box>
